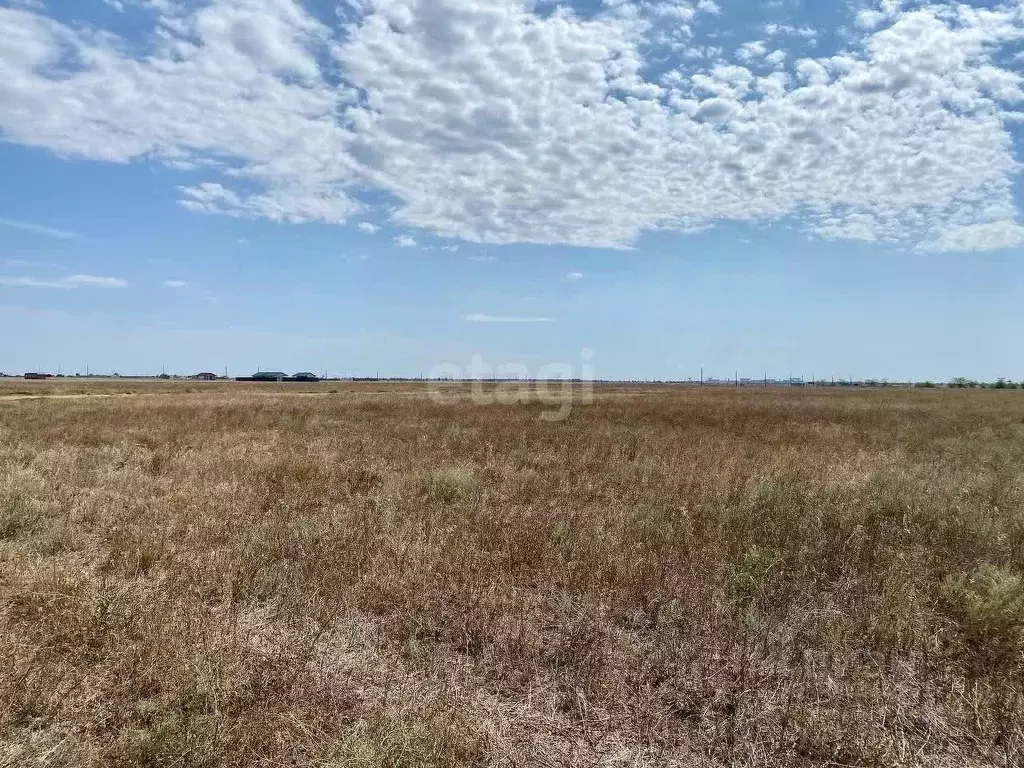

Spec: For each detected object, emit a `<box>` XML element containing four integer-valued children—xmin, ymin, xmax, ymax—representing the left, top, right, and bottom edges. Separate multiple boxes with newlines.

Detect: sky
<box><xmin>1</xmin><ymin>0</ymin><xmax>1023</xmax><ymax>382</ymax></box>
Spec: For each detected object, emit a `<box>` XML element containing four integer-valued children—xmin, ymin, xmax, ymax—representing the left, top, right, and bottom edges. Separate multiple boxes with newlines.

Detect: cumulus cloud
<box><xmin>164</xmin><ymin>279</ymin><xmax>189</xmax><ymax>288</ymax></box>
<box><xmin>764</xmin><ymin>23</ymin><xmax>818</xmax><ymax>40</ymax></box>
<box><xmin>1</xmin><ymin>0</ymin><xmax>1024</xmax><ymax>251</ymax></box>
<box><xmin>394</xmin><ymin>234</ymin><xmax>418</xmax><ymax>248</ymax></box>
<box><xmin>357</xmin><ymin>222</ymin><xmax>379</xmax><ymax>234</ymax></box>
<box><xmin>464</xmin><ymin>313</ymin><xmax>553</xmax><ymax>323</ymax></box>
<box><xmin>920</xmin><ymin>220</ymin><xmax>1024</xmax><ymax>252</ymax></box>
<box><xmin>736</xmin><ymin>40</ymin><xmax>768</xmax><ymax>62</ymax></box>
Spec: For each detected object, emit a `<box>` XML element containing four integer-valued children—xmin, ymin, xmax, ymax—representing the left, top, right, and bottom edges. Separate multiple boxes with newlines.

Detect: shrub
<box><xmin>421</xmin><ymin>467</ymin><xmax>476</xmax><ymax>505</ymax></box>
<box><xmin>325</xmin><ymin>711</ymin><xmax>482</xmax><ymax>768</ymax></box>
<box><xmin>949</xmin><ymin>377</ymin><xmax>977</xmax><ymax>389</ymax></box>
<box><xmin>0</xmin><ymin>494</ymin><xmax>35</xmax><ymax>540</ymax></box>
<box><xmin>726</xmin><ymin>546</ymin><xmax>783</xmax><ymax>634</ymax></box>
<box><xmin>942</xmin><ymin>564</ymin><xmax>1024</xmax><ymax>650</ymax></box>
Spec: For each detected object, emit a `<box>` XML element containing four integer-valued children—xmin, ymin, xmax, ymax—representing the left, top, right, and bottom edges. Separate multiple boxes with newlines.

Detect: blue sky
<box><xmin>1</xmin><ymin>0</ymin><xmax>1023</xmax><ymax>381</ymax></box>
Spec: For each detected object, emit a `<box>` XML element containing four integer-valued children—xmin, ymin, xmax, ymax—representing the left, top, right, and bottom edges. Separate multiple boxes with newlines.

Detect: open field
<box><xmin>2</xmin><ymin>381</ymin><xmax>1024</xmax><ymax>767</ymax></box>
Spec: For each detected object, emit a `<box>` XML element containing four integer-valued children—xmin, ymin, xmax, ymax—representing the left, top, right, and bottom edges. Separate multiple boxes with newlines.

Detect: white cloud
<box><xmin>736</xmin><ymin>40</ymin><xmax>768</xmax><ymax>62</ymax></box>
<box><xmin>0</xmin><ymin>217</ymin><xmax>84</xmax><ymax>240</ymax></box>
<box><xmin>0</xmin><ymin>276</ymin><xmax>73</xmax><ymax>289</ymax></box>
<box><xmin>357</xmin><ymin>222</ymin><xmax>379</xmax><ymax>234</ymax></box>
<box><xmin>464</xmin><ymin>313</ymin><xmax>553</xmax><ymax>324</ymax></box>
<box><xmin>736</xmin><ymin>41</ymin><xmax>786</xmax><ymax>68</ymax></box>
<box><xmin>63</xmin><ymin>274</ymin><xmax>128</xmax><ymax>287</ymax></box>
<box><xmin>1</xmin><ymin>1</ymin><xmax>1023</xmax><ymax>251</ymax></box>
<box><xmin>0</xmin><ymin>273</ymin><xmax>127</xmax><ymax>288</ymax></box>
<box><xmin>1</xmin><ymin>258</ymin><xmax>47</xmax><ymax>268</ymax></box>
<box><xmin>764</xmin><ymin>23</ymin><xmax>817</xmax><ymax>40</ymax></box>
<box><xmin>179</xmin><ymin>182</ymin><xmax>356</xmax><ymax>224</ymax></box>
<box><xmin>921</xmin><ymin>220</ymin><xmax>1024</xmax><ymax>252</ymax></box>
<box><xmin>566</xmin><ymin>271</ymin><xmax>584</xmax><ymax>280</ymax></box>
<box><xmin>855</xmin><ymin>10</ymin><xmax>889</xmax><ymax>30</ymax></box>
<box><xmin>164</xmin><ymin>279</ymin><xmax>189</xmax><ymax>288</ymax></box>
<box><xmin>394</xmin><ymin>234</ymin><xmax>418</xmax><ymax>248</ymax></box>
<box><xmin>795</xmin><ymin>58</ymin><xmax>831</xmax><ymax>85</ymax></box>
<box><xmin>469</xmin><ymin>254</ymin><xmax>496</xmax><ymax>262</ymax></box>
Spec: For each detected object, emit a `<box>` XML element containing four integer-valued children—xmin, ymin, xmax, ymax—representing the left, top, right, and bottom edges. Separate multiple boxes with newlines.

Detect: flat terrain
<box><xmin>1</xmin><ymin>381</ymin><xmax>1023</xmax><ymax>767</ymax></box>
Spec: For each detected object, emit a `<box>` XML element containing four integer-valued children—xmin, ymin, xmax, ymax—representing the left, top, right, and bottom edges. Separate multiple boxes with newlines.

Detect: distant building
<box><xmin>235</xmin><ymin>371</ymin><xmax>321</xmax><ymax>383</ymax></box>
<box><xmin>24</xmin><ymin>372</ymin><xmax>53</xmax><ymax>380</ymax></box>
<box><xmin>191</xmin><ymin>372</ymin><xmax>218</xmax><ymax>381</ymax></box>
<box><xmin>235</xmin><ymin>371</ymin><xmax>288</xmax><ymax>382</ymax></box>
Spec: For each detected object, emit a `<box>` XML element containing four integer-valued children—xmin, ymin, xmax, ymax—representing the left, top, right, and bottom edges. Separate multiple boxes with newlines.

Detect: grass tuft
<box><xmin>421</xmin><ymin>467</ymin><xmax>476</xmax><ymax>505</ymax></box>
<box><xmin>943</xmin><ymin>563</ymin><xmax>1024</xmax><ymax>637</ymax></box>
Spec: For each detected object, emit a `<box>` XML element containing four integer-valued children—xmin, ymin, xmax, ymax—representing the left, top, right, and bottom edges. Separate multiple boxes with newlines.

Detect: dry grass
<box><xmin>1</xmin><ymin>381</ymin><xmax>1023</xmax><ymax>766</ymax></box>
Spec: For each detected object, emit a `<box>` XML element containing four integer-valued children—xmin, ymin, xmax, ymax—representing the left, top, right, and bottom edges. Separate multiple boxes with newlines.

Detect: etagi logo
<box><xmin>427</xmin><ymin>348</ymin><xmax>595</xmax><ymax>421</ymax></box>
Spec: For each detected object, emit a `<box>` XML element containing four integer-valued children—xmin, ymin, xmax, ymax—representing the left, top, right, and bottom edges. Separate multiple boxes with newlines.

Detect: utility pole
<box><xmin>700</xmin><ymin>366</ymin><xmax>703</xmax><ymax>387</ymax></box>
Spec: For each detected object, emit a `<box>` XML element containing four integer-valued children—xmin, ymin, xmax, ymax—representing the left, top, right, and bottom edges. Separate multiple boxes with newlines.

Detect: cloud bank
<box><xmin>2</xmin><ymin>0</ymin><xmax>1024</xmax><ymax>251</ymax></box>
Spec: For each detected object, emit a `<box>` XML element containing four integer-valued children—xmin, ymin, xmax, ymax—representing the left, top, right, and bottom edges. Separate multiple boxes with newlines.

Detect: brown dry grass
<box><xmin>1</xmin><ymin>381</ymin><xmax>1023</xmax><ymax>766</ymax></box>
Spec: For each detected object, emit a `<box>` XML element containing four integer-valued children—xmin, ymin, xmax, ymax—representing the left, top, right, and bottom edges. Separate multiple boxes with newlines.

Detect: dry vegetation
<box><xmin>1</xmin><ymin>381</ymin><xmax>1024</xmax><ymax>767</ymax></box>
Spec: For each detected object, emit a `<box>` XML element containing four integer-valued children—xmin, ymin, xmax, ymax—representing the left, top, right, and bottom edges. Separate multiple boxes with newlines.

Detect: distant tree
<box><xmin>914</xmin><ymin>381</ymin><xmax>937</xmax><ymax>388</ymax></box>
<box><xmin>949</xmin><ymin>377</ymin><xmax>976</xmax><ymax>389</ymax></box>
<box><xmin>993</xmin><ymin>378</ymin><xmax>1009</xmax><ymax>389</ymax></box>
